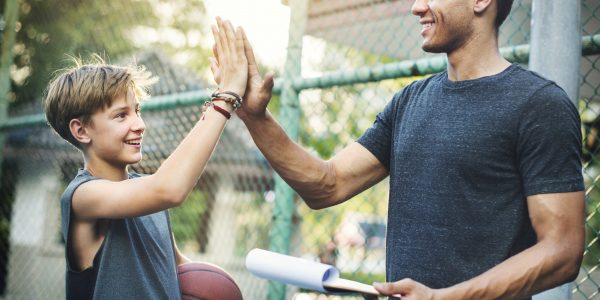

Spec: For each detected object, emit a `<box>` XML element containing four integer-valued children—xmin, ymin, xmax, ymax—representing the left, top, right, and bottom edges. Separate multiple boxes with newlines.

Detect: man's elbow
<box><xmin>556</xmin><ymin>242</ymin><xmax>584</xmax><ymax>283</ymax></box>
<box><xmin>303</xmin><ymin>197</ymin><xmax>335</xmax><ymax>210</ymax></box>
<box><xmin>563</xmin><ymin>250</ymin><xmax>583</xmax><ymax>282</ymax></box>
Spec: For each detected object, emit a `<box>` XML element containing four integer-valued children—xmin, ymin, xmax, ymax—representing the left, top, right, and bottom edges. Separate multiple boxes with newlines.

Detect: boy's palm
<box><xmin>211</xmin><ymin>18</ymin><xmax>248</xmax><ymax>97</ymax></box>
<box><xmin>211</xmin><ymin>28</ymin><xmax>274</xmax><ymax>120</ymax></box>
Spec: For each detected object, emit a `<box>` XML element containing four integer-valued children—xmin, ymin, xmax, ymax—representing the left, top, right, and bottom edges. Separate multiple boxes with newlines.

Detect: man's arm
<box><xmin>233</xmin><ymin>30</ymin><xmax>388</xmax><ymax>209</ymax></box>
<box><xmin>374</xmin><ymin>191</ymin><xmax>585</xmax><ymax>299</ymax></box>
<box><xmin>243</xmin><ymin>112</ymin><xmax>388</xmax><ymax>209</ymax></box>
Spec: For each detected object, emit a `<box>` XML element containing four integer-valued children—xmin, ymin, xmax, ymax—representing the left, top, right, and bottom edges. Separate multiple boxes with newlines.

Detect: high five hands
<box><xmin>210</xmin><ymin>18</ymin><xmax>274</xmax><ymax>120</ymax></box>
<box><xmin>209</xmin><ymin>17</ymin><xmax>248</xmax><ymax>100</ymax></box>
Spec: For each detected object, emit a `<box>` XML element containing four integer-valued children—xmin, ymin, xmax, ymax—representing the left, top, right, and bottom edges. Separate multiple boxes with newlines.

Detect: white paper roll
<box><xmin>245</xmin><ymin>248</ymin><xmax>339</xmax><ymax>293</ymax></box>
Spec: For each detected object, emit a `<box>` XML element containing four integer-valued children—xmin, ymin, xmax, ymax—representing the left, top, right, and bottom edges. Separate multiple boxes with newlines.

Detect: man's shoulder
<box><xmin>502</xmin><ymin>65</ymin><xmax>564</xmax><ymax>93</ymax></box>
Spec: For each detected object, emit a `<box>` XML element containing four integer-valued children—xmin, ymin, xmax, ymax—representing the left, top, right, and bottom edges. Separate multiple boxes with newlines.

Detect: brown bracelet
<box><xmin>211</xmin><ymin>103</ymin><xmax>231</xmax><ymax>119</ymax></box>
<box><xmin>201</xmin><ymin>101</ymin><xmax>231</xmax><ymax>120</ymax></box>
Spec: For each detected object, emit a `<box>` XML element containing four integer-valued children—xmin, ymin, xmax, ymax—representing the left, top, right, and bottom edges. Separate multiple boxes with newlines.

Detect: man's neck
<box><xmin>445</xmin><ymin>32</ymin><xmax>511</xmax><ymax>81</ymax></box>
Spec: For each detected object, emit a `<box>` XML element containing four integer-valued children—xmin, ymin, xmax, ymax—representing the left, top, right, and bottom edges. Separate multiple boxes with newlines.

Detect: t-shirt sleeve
<box><xmin>517</xmin><ymin>83</ymin><xmax>584</xmax><ymax>196</ymax></box>
<box><xmin>357</xmin><ymin>90</ymin><xmax>406</xmax><ymax>170</ymax></box>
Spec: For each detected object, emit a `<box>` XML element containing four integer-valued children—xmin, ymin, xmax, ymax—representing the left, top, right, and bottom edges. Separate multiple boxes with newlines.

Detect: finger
<box><xmin>216</xmin><ymin>17</ymin><xmax>231</xmax><ymax>60</ymax></box>
<box><xmin>211</xmin><ymin>24</ymin><xmax>225</xmax><ymax>66</ymax></box>
<box><xmin>209</xmin><ymin>57</ymin><xmax>220</xmax><ymax>83</ymax></box>
<box><xmin>374</xmin><ymin>281</ymin><xmax>407</xmax><ymax>296</ymax></box>
<box><xmin>222</xmin><ymin>19</ymin><xmax>237</xmax><ymax>59</ymax></box>
<box><xmin>212</xmin><ymin>43</ymin><xmax>219</xmax><ymax>63</ymax></box>
<box><xmin>241</xmin><ymin>28</ymin><xmax>259</xmax><ymax>68</ymax></box>
<box><xmin>235</xmin><ymin>26</ymin><xmax>247</xmax><ymax>63</ymax></box>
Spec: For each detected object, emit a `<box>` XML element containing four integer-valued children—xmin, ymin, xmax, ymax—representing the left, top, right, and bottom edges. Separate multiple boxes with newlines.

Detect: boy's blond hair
<box><xmin>44</xmin><ymin>55</ymin><xmax>157</xmax><ymax>149</ymax></box>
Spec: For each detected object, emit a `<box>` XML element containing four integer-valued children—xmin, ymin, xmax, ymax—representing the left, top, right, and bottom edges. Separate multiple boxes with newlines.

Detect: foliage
<box><xmin>3</xmin><ymin>0</ymin><xmax>210</xmax><ymax>109</ymax></box>
<box><xmin>340</xmin><ymin>271</ymin><xmax>385</xmax><ymax>286</ymax></box>
<box><xmin>297</xmin><ymin>179</ymin><xmax>389</xmax><ymax>260</ymax></box>
<box><xmin>234</xmin><ymin>193</ymin><xmax>272</xmax><ymax>257</ymax></box>
<box><xmin>583</xmin><ymin>167</ymin><xmax>600</xmax><ymax>267</ymax></box>
<box><xmin>170</xmin><ymin>189</ymin><xmax>208</xmax><ymax>247</ymax></box>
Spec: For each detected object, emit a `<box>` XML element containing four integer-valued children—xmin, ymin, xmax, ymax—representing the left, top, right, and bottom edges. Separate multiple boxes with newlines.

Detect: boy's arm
<box><xmin>374</xmin><ymin>191</ymin><xmax>585</xmax><ymax>299</ymax></box>
<box><xmin>72</xmin><ymin>18</ymin><xmax>247</xmax><ymax>220</ymax></box>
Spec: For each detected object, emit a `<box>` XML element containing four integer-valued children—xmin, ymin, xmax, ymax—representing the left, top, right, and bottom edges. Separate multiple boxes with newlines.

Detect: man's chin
<box><xmin>422</xmin><ymin>44</ymin><xmax>446</xmax><ymax>54</ymax></box>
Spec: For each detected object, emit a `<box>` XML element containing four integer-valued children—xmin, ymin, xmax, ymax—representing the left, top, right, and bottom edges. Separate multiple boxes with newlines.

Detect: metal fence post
<box><xmin>266</xmin><ymin>0</ymin><xmax>308</xmax><ymax>299</ymax></box>
<box><xmin>0</xmin><ymin>0</ymin><xmax>19</xmax><ymax>183</ymax></box>
<box><xmin>529</xmin><ymin>0</ymin><xmax>582</xmax><ymax>104</ymax></box>
<box><xmin>529</xmin><ymin>0</ymin><xmax>581</xmax><ymax>299</ymax></box>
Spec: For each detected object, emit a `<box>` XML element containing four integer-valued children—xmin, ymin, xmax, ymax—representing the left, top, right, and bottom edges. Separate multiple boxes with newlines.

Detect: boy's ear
<box><xmin>474</xmin><ymin>0</ymin><xmax>493</xmax><ymax>13</ymax></box>
<box><xmin>69</xmin><ymin>118</ymin><xmax>91</xmax><ymax>145</ymax></box>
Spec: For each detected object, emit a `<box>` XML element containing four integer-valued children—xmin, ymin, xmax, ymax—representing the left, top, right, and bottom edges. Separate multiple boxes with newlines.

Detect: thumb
<box><xmin>261</xmin><ymin>71</ymin><xmax>275</xmax><ymax>94</ymax></box>
<box><xmin>373</xmin><ymin>282</ymin><xmax>396</xmax><ymax>295</ymax></box>
<box><xmin>209</xmin><ymin>57</ymin><xmax>218</xmax><ymax>71</ymax></box>
<box><xmin>208</xmin><ymin>57</ymin><xmax>220</xmax><ymax>84</ymax></box>
<box><xmin>374</xmin><ymin>279</ymin><xmax>414</xmax><ymax>296</ymax></box>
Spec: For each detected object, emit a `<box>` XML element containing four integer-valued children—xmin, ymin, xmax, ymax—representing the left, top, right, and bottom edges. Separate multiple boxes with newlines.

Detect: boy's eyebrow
<box><xmin>108</xmin><ymin>105</ymin><xmax>130</xmax><ymax>113</ymax></box>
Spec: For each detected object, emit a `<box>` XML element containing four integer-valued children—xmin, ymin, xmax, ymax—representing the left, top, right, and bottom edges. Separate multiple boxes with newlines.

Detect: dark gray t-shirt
<box><xmin>61</xmin><ymin>169</ymin><xmax>181</xmax><ymax>300</ymax></box>
<box><xmin>357</xmin><ymin>64</ymin><xmax>584</xmax><ymax>291</ymax></box>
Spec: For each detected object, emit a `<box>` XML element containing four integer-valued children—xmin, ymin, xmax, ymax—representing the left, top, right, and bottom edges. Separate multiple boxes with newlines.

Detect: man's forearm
<box><xmin>241</xmin><ymin>111</ymin><xmax>338</xmax><ymax>208</ymax></box>
<box><xmin>439</xmin><ymin>240</ymin><xmax>581</xmax><ymax>300</ymax></box>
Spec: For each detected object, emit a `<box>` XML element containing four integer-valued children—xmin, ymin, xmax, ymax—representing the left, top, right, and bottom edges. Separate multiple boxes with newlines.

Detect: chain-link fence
<box><xmin>0</xmin><ymin>0</ymin><xmax>599</xmax><ymax>299</ymax></box>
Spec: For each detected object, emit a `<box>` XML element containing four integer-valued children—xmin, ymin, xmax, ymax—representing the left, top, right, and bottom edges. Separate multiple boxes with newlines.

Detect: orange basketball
<box><xmin>177</xmin><ymin>262</ymin><xmax>243</xmax><ymax>300</ymax></box>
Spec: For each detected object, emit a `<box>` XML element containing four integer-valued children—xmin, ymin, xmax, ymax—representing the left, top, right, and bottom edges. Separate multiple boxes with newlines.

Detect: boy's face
<box><xmin>85</xmin><ymin>88</ymin><xmax>145</xmax><ymax>168</ymax></box>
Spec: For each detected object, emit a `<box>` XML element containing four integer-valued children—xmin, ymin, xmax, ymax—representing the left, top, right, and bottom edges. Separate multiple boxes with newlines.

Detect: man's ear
<box><xmin>69</xmin><ymin>118</ymin><xmax>91</xmax><ymax>145</ymax></box>
<box><xmin>474</xmin><ymin>0</ymin><xmax>493</xmax><ymax>13</ymax></box>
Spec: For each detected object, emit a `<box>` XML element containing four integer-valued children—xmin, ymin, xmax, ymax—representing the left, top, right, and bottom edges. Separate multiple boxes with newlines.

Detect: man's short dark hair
<box><xmin>495</xmin><ymin>0</ymin><xmax>515</xmax><ymax>29</ymax></box>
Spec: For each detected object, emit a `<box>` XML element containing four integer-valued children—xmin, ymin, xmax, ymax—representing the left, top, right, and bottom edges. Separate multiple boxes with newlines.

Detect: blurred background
<box><xmin>0</xmin><ymin>0</ymin><xmax>599</xmax><ymax>299</ymax></box>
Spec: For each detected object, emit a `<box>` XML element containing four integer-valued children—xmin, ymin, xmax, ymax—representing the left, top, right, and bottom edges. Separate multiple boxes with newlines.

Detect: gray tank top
<box><xmin>61</xmin><ymin>169</ymin><xmax>181</xmax><ymax>299</ymax></box>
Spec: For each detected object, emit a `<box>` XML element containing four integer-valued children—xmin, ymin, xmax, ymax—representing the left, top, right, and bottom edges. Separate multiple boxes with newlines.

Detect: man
<box><xmin>218</xmin><ymin>0</ymin><xmax>585</xmax><ymax>298</ymax></box>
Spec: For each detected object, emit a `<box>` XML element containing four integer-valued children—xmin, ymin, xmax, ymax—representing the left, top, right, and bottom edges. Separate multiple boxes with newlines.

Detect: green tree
<box><xmin>2</xmin><ymin>0</ymin><xmax>210</xmax><ymax>110</ymax></box>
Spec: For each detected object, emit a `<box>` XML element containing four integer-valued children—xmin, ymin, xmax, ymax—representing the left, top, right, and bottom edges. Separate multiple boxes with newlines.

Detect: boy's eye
<box><xmin>116</xmin><ymin>112</ymin><xmax>126</xmax><ymax>118</ymax></box>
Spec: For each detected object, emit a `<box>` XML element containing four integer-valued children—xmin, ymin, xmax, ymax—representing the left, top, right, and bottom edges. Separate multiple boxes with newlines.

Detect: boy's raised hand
<box><xmin>211</xmin><ymin>17</ymin><xmax>248</xmax><ymax>98</ymax></box>
<box><xmin>209</xmin><ymin>24</ymin><xmax>274</xmax><ymax>120</ymax></box>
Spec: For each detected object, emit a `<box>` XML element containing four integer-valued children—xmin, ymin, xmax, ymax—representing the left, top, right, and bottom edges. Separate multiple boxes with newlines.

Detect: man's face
<box><xmin>411</xmin><ymin>0</ymin><xmax>474</xmax><ymax>54</ymax></box>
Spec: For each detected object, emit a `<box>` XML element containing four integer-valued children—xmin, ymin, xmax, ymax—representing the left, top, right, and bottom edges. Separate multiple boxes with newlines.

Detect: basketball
<box><xmin>177</xmin><ymin>262</ymin><xmax>243</xmax><ymax>300</ymax></box>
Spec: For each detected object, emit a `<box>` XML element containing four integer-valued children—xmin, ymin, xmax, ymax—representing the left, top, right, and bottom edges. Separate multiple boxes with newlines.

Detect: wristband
<box><xmin>211</xmin><ymin>90</ymin><xmax>243</xmax><ymax>109</ymax></box>
<box><xmin>211</xmin><ymin>103</ymin><xmax>231</xmax><ymax>119</ymax></box>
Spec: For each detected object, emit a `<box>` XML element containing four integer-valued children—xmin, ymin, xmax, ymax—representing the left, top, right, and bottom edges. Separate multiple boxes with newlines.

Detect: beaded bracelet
<box><xmin>211</xmin><ymin>90</ymin><xmax>243</xmax><ymax>109</ymax></box>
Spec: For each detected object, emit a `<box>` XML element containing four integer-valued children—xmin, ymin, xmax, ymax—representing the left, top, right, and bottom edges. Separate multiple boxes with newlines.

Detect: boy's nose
<box><xmin>132</xmin><ymin>116</ymin><xmax>146</xmax><ymax>133</ymax></box>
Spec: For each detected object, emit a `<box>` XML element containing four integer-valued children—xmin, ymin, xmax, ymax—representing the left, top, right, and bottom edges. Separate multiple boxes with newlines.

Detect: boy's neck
<box><xmin>84</xmin><ymin>157</ymin><xmax>129</xmax><ymax>181</ymax></box>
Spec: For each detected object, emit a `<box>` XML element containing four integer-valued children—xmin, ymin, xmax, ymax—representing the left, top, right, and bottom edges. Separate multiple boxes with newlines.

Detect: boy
<box><xmin>44</xmin><ymin>18</ymin><xmax>247</xmax><ymax>299</ymax></box>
